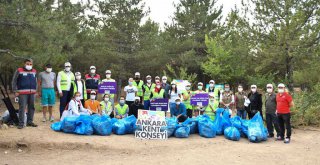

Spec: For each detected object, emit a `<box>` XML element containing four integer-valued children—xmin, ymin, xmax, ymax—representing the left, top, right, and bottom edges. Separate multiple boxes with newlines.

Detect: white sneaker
<box><xmin>50</xmin><ymin>117</ymin><xmax>55</xmax><ymax>122</ymax></box>
<box><xmin>42</xmin><ymin>117</ymin><xmax>47</xmax><ymax>122</ymax></box>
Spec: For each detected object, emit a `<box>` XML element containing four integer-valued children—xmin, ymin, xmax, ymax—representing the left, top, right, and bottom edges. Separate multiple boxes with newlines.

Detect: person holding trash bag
<box><xmin>70</xmin><ymin>72</ymin><xmax>87</xmax><ymax>105</ymax></box>
<box><xmin>247</xmin><ymin>85</ymin><xmax>262</xmax><ymax>119</ymax></box>
<box><xmin>57</xmin><ymin>62</ymin><xmax>75</xmax><ymax>118</ymax></box>
<box><xmin>219</xmin><ymin>83</ymin><xmax>234</xmax><ymax>116</ymax></box>
<box><xmin>84</xmin><ymin>66</ymin><xmax>100</xmax><ymax>100</ymax></box>
<box><xmin>182</xmin><ymin>82</ymin><xmax>193</xmax><ymax>118</ymax></box>
<box><xmin>84</xmin><ymin>91</ymin><xmax>101</xmax><ymax>115</ymax></box>
<box><xmin>276</xmin><ymin>83</ymin><xmax>294</xmax><ymax>144</ymax></box>
<box><xmin>12</xmin><ymin>58</ymin><xmax>38</xmax><ymax>129</ymax></box>
<box><xmin>265</xmin><ymin>84</ymin><xmax>280</xmax><ymax>138</ymax></box>
<box><xmin>60</xmin><ymin>92</ymin><xmax>92</xmax><ymax>121</ymax></box>
<box><xmin>132</xmin><ymin>72</ymin><xmax>144</xmax><ymax>103</ymax></box>
<box><xmin>129</xmin><ymin>97</ymin><xmax>144</xmax><ymax>118</ymax></box>
<box><xmin>115</xmin><ymin>96</ymin><xmax>129</xmax><ymax>119</ymax></box>
<box><xmin>100</xmin><ymin>94</ymin><xmax>114</xmax><ymax>117</ymax></box>
<box><xmin>142</xmin><ymin>75</ymin><xmax>155</xmax><ymax>110</ymax></box>
<box><xmin>170</xmin><ymin>98</ymin><xmax>187</xmax><ymax>122</ymax></box>
<box><xmin>38</xmin><ymin>63</ymin><xmax>56</xmax><ymax>122</ymax></box>
<box><xmin>235</xmin><ymin>84</ymin><xmax>247</xmax><ymax>119</ymax></box>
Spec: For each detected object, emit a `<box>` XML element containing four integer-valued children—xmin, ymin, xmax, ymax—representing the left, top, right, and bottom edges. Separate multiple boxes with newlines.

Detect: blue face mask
<box><xmin>128</xmin><ymin>81</ymin><xmax>133</xmax><ymax>85</ymax></box>
<box><xmin>120</xmin><ymin>100</ymin><xmax>125</xmax><ymax>105</ymax></box>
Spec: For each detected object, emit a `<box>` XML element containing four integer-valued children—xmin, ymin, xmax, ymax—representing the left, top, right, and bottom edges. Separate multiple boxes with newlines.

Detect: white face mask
<box><xmin>162</xmin><ymin>80</ymin><xmax>167</xmax><ymax>83</ymax></box>
<box><xmin>128</xmin><ymin>81</ymin><xmax>133</xmax><ymax>85</ymax></box>
<box><xmin>104</xmin><ymin>98</ymin><xmax>109</xmax><ymax>102</ymax></box>
<box><xmin>267</xmin><ymin>88</ymin><xmax>273</xmax><ymax>93</ymax></box>
<box><xmin>278</xmin><ymin>89</ymin><xmax>284</xmax><ymax>93</ymax></box>
<box><xmin>198</xmin><ymin>86</ymin><xmax>202</xmax><ymax>90</ymax></box>
<box><xmin>119</xmin><ymin>100</ymin><xmax>125</xmax><ymax>104</ymax></box>
<box><xmin>90</xmin><ymin>69</ymin><xmax>96</xmax><ymax>74</ymax></box>
<box><xmin>76</xmin><ymin>75</ymin><xmax>81</xmax><ymax>80</ymax></box>
<box><xmin>156</xmin><ymin>85</ymin><xmax>161</xmax><ymax>88</ymax></box>
<box><xmin>147</xmin><ymin>79</ymin><xmax>151</xmax><ymax>83</ymax></box>
<box><xmin>106</xmin><ymin>74</ymin><xmax>111</xmax><ymax>78</ymax></box>
<box><xmin>90</xmin><ymin>95</ymin><xmax>96</xmax><ymax>100</ymax></box>
<box><xmin>25</xmin><ymin>65</ymin><xmax>32</xmax><ymax>70</ymax></box>
<box><xmin>65</xmin><ymin>67</ymin><xmax>71</xmax><ymax>72</ymax></box>
<box><xmin>238</xmin><ymin>88</ymin><xmax>243</xmax><ymax>92</ymax></box>
<box><xmin>185</xmin><ymin>87</ymin><xmax>190</xmax><ymax>91</ymax></box>
<box><xmin>209</xmin><ymin>84</ymin><xmax>214</xmax><ymax>88</ymax></box>
<box><xmin>75</xmin><ymin>96</ymin><xmax>81</xmax><ymax>101</ymax></box>
<box><xmin>176</xmin><ymin>101</ymin><xmax>181</xmax><ymax>105</ymax></box>
<box><xmin>46</xmin><ymin>68</ymin><xmax>52</xmax><ymax>73</ymax></box>
<box><xmin>225</xmin><ymin>88</ymin><xmax>230</xmax><ymax>92</ymax></box>
<box><xmin>172</xmin><ymin>85</ymin><xmax>176</xmax><ymax>88</ymax></box>
<box><xmin>251</xmin><ymin>88</ymin><xmax>257</xmax><ymax>93</ymax></box>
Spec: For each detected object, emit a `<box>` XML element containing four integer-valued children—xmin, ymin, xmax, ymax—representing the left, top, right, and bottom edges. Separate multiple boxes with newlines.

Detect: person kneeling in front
<box><xmin>115</xmin><ymin>96</ymin><xmax>129</xmax><ymax>119</ymax></box>
<box><xmin>60</xmin><ymin>92</ymin><xmax>92</xmax><ymax>121</ymax></box>
<box><xmin>170</xmin><ymin>98</ymin><xmax>187</xmax><ymax>122</ymax></box>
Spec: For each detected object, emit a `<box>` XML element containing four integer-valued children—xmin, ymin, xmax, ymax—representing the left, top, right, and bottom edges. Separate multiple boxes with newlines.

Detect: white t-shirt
<box><xmin>76</xmin><ymin>80</ymin><xmax>83</xmax><ymax>99</ymax></box>
<box><xmin>169</xmin><ymin>90</ymin><xmax>180</xmax><ymax>103</ymax></box>
<box><xmin>124</xmin><ymin>85</ymin><xmax>138</xmax><ymax>101</ymax></box>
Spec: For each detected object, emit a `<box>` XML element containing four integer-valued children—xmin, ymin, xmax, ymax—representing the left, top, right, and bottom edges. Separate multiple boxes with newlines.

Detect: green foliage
<box><xmin>163</xmin><ymin>64</ymin><xmax>197</xmax><ymax>84</ymax></box>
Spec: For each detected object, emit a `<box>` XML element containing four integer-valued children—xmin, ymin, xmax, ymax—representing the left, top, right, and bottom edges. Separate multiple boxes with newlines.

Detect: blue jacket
<box><xmin>170</xmin><ymin>103</ymin><xmax>186</xmax><ymax>117</ymax></box>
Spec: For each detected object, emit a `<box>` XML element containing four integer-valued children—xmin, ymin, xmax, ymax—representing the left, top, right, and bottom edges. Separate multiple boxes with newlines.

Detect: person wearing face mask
<box><xmin>12</xmin><ymin>58</ymin><xmax>38</xmax><ymax>129</ymax></box>
<box><xmin>247</xmin><ymin>84</ymin><xmax>262</xmax><ymax>119</ymax></box>
<box><xmin>150</xmin><ymin>82</ymin><xmax>165</xmax><ymax>99</ymax></box>
<box><xmin>101</xmin><ymin>70</ymin><xmax>116</xmax><ymax>109</ymax></box>
<box><xmin>192</xmin><ymin>82</ymin><xmax>206</xmax><ymax>116</ymax></box>
<box><xmin>38</xmin><ymin>64</ymin><xmax>56</xmax><ymax>122</ymax></box>
<box><xmin>132</xmin><ymin>72</ymin><xmax>144</xmax><ymax>103</ymax></box>
<box><xmin>168</xmin><ymin>82</ymin><xmax>181</xmax><ymax>112</ymax></box>
<box><xmin>115</xmin><ymin>96</ymin><xmax>129</xmax><ymax>119</ymax></box>
<box><xmin>129</xmin><ymin>97</ymin><xmax>144</xmax><ymax>118</ymax></box>
<box><xmin>204</xmin><ymin>93</ymin><xmax>217</xmax><ymax>120</ymax></box>
<box><xmin>265</xmin><ymin>84</ymin><xmax>280</xmax><ymax>138</ymax></box>
<box><xmin>70</xmin><ymin>72</ymin><xmax>87</xmax><ymax>105</ymax></box>
<box><xmin>85</xmin><ymin>66</ymin><xmax>101</xmax><ymax>100</ymax></box>
<box><xmin>182</xmin><ymin>83</ymin><xmax>193</xmax><ymax>118</ymax></box>
<box><xmin>124</xmin><ymin>78</ymin><xmax>138</xmax><ymax>112</ymax></box>
<box><xmin>170</xmin><ymin>98</ymin><xmax>187</xmax><ymax>122</ymax></box>
<box><xmin>142</xmin><ymin>75</ymin><xmax>155</xmax><ymax>110</ymax></box>
<box><xmin>84</xmin><ymin>91</ymin><xmax>101</xmax><ymax>115</ymax></box>
<box><xmin>100</xmin><ymin>94</ymin><xmax>114</xmax><ymax>117</ymax></box>
<box><xmin>219</xmin><ymin>83</ymin><xmax>235</xmax><ymax>116</ymax></box>
<box><xmin>57</xmin><ymin>62</ymin><xmax>75</xmax><ymax>118</ymax></box>
<box><xmin>206</xmin><ymin>80</ymin><xmax>221</xmax><ymax>101</ymax></box>
<box><xmin>276</xmin><ymin>83</ymin><xmax>294</xmax><ymax>144</ymax></box>
<box><xmin>235</xmin><ymin>84</ymin><xmax>247</xmax><ymax>119</ymax></box>
<box><xmin>161</xmin><ymin>76</ymin><xmax>170</xmax><ymax>99</ymax></box>
<box><xmin>60</xmin><ymin>92</ymin><xmax>92</xmax><ymax>121</ymax></box>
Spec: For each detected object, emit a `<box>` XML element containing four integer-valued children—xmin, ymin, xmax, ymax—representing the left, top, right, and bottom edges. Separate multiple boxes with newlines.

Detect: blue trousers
<box><xmin>144</xmin><ymin>100</ymin><xmax>150</xmax><ymax>110</ymax></box>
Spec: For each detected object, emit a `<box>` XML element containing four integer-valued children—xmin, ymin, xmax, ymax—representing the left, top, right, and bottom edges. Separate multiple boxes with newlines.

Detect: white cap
<box><xmin>155</xmin><ymin>76</ymin><xmax>160</xmax><ymax>80</ymax></box>
<box><xmin>135</xmin><ymin>72</ymin><xmax>140</xmax><ymax>76</ymax></box>
<box><xmin>75</xmin><ymin>72</ymin><xmax>81</xmax><ymax>76</ymax></box>
<box><xmin>209</xmin><ymin>80</ymin><xmax>215</xmax><ymax>83</ymax></box>
<box><xmin>186</xmin><ymin>82</ymin><xmax>191</xmax><ymax>86</ymax></box>
<box><xmin>171</xmin><ymin>82</ymin><xmax>176</xmax><ymax>85</ymax></box>
<box><xmin>64</xmin><ymin>62</ymin><xmax>71</xmax><ymax>67</ymax></box>
<box><xmin>198</xmin><ymin>82</ymin><xmax>203</xmax><ymax>86</ymax></box>
<box><xmin>90</xmin><ymin>90</ymin><xmax>97</xmax><ymax>94</ymax></box>
<box><xmin>134</xmin><ymin>97</ymin><xmax>140</xmax><ymax>100</ymax></box>
<box><xmin>90</xmin><ymin>66</ymin><xmax>96</xmax><ymax>70</ymax></box>
<box><xmin>209</xmin><ymin>93</ymin><xmax>215</xmax><ymax>97</ymax></box>
<box><xmin>266</xmin><ymin>84</ymin><xmax>273</xmax><ymax>88</ymax></box>
<box><xmin>251</xmin><ymin>85</ymin><xmax>257</xmax><ymax>88</ymax></box>
<box><xmin>278</xmin><ymin>83</ymin><xmax>285</xmax><ymax>88</ymax></box>
<box><xmin>146</xmin><ymin>75</ymin><xmax>151</xmax><ymax>78</ymax></box>
<box><xmin>105</xmin><ymin>70</ymin><xmax>111</xmax><ymax>74</ymax></box>
<box><xmin>162</xmin><ymin>76</ymin><xmax>167</xmax><ymax>80</ymax></box>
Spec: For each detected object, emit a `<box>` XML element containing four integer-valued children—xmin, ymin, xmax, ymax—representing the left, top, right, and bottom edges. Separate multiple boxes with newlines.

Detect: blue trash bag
<box><xmin>92</xmin><ymin>115</ymin><xmax>112</xmax><ymax>136</ymax></box>
<box><xmin>123</xmin><ymin>115</ymin><xmax>137</xmax><ymax>134</ymax></box>
<box><xmin>182</xmin><ymin>118</ymin><xmax>197</xmax><ymax>134</ymax></box>
<box><xmin>230</xmin><ymin>116</ymin><xmax>242</xmax><ymax>130</ymax></box>
<box><xmin>248</xmin><ymin>112</ymin><xmax>268</xmax><ymax>142</ymax></box>
<box><xmin>74</xmin><ymin>115</ymin><xmax>94</xmax><ymax>135</ymax></box>
<box><xmin>214</xmin><ymin>108</ymin><xmax>231</xmax><ymax>135</ymax></box>
<box><xmin>224</xmin><ymin>126</ymin><xmax>241</xmax><ymax>141</ymax></box>
<box><xmin>112</xmin><ymin>120</ymin><xmax>126</xmax><ymax>135</ymax></box>
<box><xmin>61</xmin><ymin>116</ymin><xmax>78</xmax><ymax>133</ymax></box>
<box><xmin>175</xmin><ymin>125</ymin><xmax>190</xmax><ymax>138</ymax></box>
<box><xmin>161</xmin><ymin>117</ymin><xmax>178</xmax><ymax>137</ymax></box>
<box><xmin>198</xmin><ymin>117</ymin><xmax>217</xmax><ymax>138</ymax></box>
<box><xmin>240</xmin><ymin>119</ymin><xmax>249</xmax><ymax>137</ymax></box>
<box><xmin>111</xmin><ymin>118</ymin><xmax>118</xmax><ymax>125</ymax></box>
<box><xmin>51</xmin><ymin>122</ymin><xmax>62</xmax><ymax>132</ymax></box>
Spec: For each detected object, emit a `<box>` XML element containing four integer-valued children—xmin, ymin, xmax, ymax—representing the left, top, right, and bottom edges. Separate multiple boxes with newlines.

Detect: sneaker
<box><xmin>26</xmin><ymin>123</ymin><xmax>38</xmax><ymax>127</ymax></box>
<box><xmin>50</xmin><ymin>117</ymin><xmax>55</xmax><ymax>122</ymax></box>
<box><xmin>284</xmin><ymin>138</ymin><xmax>290</xmax><ymax>144</ymax></box>
<box><xmin>275</xmin><ymin>136</ymin><xmax>284</xmax><ymax>141</ymax></box>
<box><xmin>17</xmin><ymin>125</ymin><xmax>24</xmax><ymax>129</ymax></box>
<box><xmin>42</xmin><ymin>117</ymin><xmax>47</xmax><ymax>122</ymax></box>
<box><xmin>268</xmin><ymin>134</ymin><xmax>274</xmax><ymax>138</ymax></box>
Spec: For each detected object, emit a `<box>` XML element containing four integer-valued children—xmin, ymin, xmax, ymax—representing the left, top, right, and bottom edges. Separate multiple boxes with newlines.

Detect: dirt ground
<box><xmin>1</xmin><ymin>101</ymin><xmax>320</xmax><ymax>165</ymax></box>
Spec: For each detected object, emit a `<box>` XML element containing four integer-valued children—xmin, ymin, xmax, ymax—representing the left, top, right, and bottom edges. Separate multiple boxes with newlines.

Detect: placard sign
<box><xmin>150</xmin><ymin>98</ymin><xmax>169</xmax><ymax>111</ymax></box>
<box><xmin>191</xmin><ymin>93</ymin><xmax>209</xmax><ymax>106</ymax></box>
<box><xmin>98</xmin><ymin>82</ymin><xmax>117</xmax><ymax>94</ymax></box>
<box><xmin>135</xmin><ymin>110</ymin><xmax>167</xmax><ymax>140</ymax></box>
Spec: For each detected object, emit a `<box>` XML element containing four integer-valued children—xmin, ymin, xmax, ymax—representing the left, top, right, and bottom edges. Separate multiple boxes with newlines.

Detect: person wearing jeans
<box><xmin>276</xmin><ymin>83</ymin><xmax>294</xmax><ymax>143</ymax></box>
<box><xmin>265</xmin><ymin>84</ymin><xmax>280</xmax><ymax>138</ymax></box>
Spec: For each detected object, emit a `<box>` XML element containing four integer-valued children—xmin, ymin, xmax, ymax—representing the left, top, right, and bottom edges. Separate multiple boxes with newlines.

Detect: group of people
<box><xmin>11</xmin><ymin>59</ymin><xmax>294</xmax><ymax>143</ymax></box>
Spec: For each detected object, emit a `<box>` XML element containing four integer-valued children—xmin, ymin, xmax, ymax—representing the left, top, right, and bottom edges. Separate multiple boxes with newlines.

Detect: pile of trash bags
<box><xmin>51</xmin><ymin>109</ymin><xmax>267</xmax><ymax>143</ymax></box>
<box><xmin>51</xmin><ymin>114</ymin><xmax>136</xmax><ymax>136</ymax></box>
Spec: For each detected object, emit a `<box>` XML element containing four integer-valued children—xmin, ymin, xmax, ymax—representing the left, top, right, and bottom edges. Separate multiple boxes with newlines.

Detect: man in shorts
<box><xmin>38</xmin><ymin>64</ymin><xmax>56</xmax><ymax>122</ymax></box>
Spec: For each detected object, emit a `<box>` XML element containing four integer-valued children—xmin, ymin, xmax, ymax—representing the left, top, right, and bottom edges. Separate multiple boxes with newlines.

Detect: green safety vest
<box><xmin>181</xmin><ymin>90</ymin><xmax>192</xmax><ymax>109</ymax></box>
<box><xmin>59</xmin><ymin>71</ymin><xmax>75</xmax><ymax>91</ymax></box>
<box><xmin>206</xmin><ymin>87</ymin><xmax>220</xmax><ymax>100</ymax></box>
<box><xmin>205</xmin><ymin>100</ymin><xmax>217</xmax><ymax>121</ymax></box>
<box><xmin>133</xmin><ymin>80</ymin><xmax>144</xmax><ymax>97</ymax></box>
<box><xmin>115</xmin><ymin>104</ymin><xmax>128</xmax><ymax>115</ymax></box>
<box><xmin>101</xmin><ymin>78</ymin><xmax>116</xmax><ymax>99</ymax></box>
<box><xmin>143</xmin><ymin>83</ymin><xmax>155</xmax><ymax>101</ymax></box>
<box><xmin>152</xmin><ymin>89</ymin><xmax>165</xmax><ymax>99</ymax></box>
<box><xmin>71</xmin><ymin>80</ymin><xmax>87</xmax><ymax>100</ymax></box>
<box><xmin>100</xmin><ymin>101</ymin><xmax>112</xmax><ymax>115</ymax></box>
